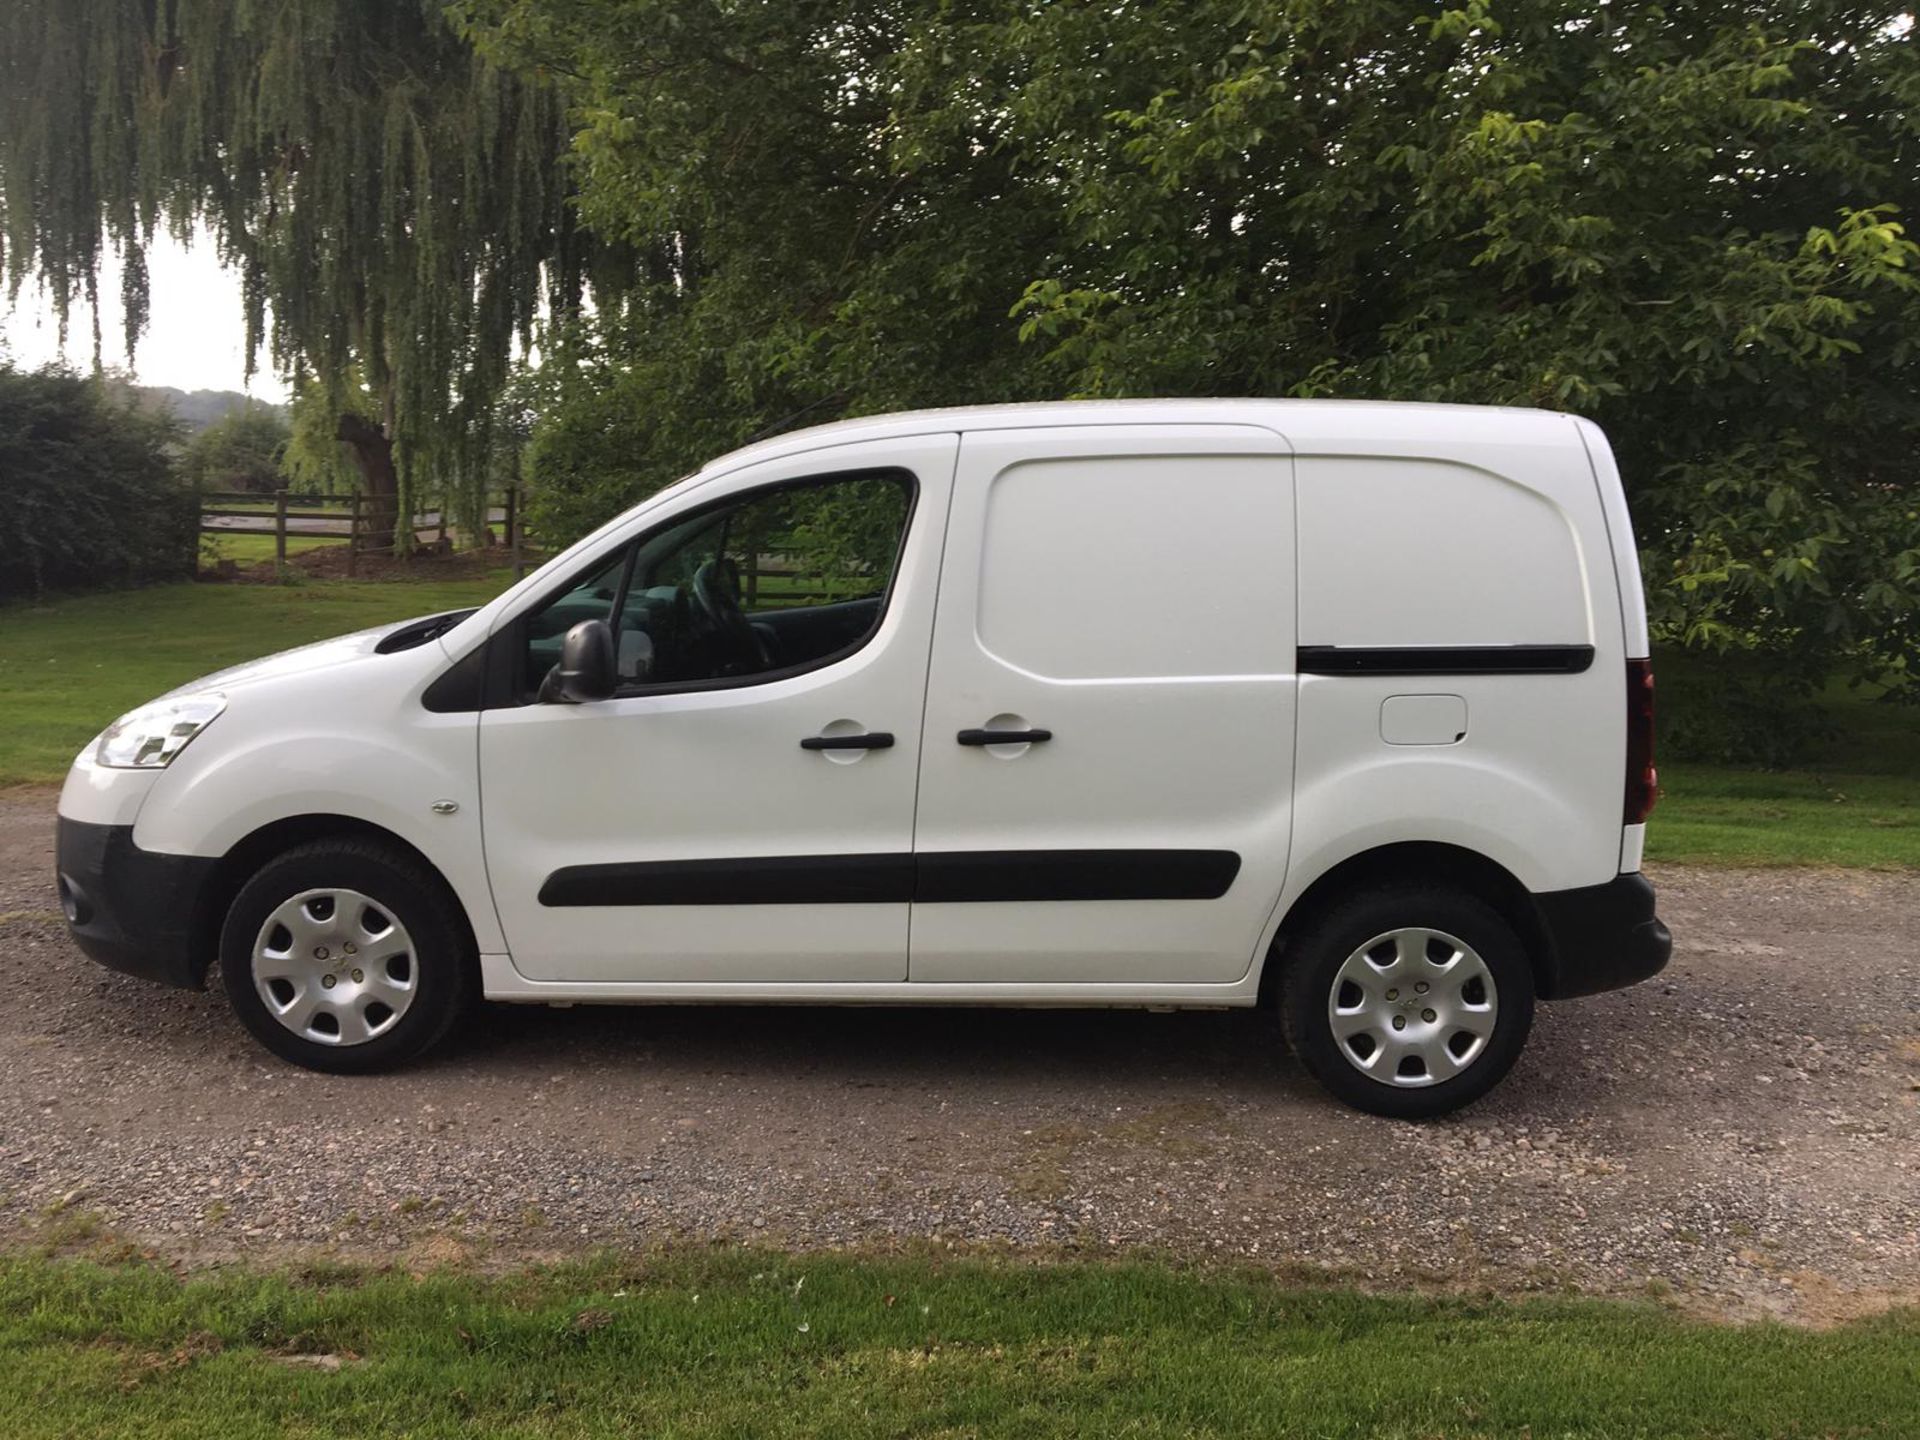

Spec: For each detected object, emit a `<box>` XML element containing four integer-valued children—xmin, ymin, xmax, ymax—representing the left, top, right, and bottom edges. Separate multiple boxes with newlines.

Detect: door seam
<box><xmin>905</xmin><ymin>436</ymin><xmax>966</xmax><ymax>978</ymax></box>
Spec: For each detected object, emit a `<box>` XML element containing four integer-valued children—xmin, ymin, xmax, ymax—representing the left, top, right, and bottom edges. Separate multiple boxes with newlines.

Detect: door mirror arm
<box><xmin>539</xmin><ymin>619</ymin><xmax>618</xmax><ymax>704</ymax></box>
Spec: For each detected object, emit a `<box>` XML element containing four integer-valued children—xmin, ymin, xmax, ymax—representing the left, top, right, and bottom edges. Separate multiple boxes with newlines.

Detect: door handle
<box><xmin>800</xmin><ymin>732</ymin><xmax>895</xmax><ymax>751</ymax></box>
<box><xmin>957</xmin><ymin>727</ymin><xmax>1052</xmax><ymax>746</ymax></box>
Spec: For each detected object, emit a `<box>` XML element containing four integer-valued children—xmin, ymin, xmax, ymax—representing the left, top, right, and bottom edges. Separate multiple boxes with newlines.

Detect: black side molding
<box><xmin>915</xmin><ymin>849</ymin><xmax>1237</xmax><ymax>903</ymax></box>
<box><xmin>540</xmin><ymin>854</ymin><xmax>916</xmax><ymax>907</ymax></box>
<box><xmin>1298</xmin><ymin>644</ymin><xmax>1595</xmax><ymax>676</ymax></box>
<box><xmin>539</xmin><ymin>849</ymin><xmax>1241</xmax><ymax>907</ymax></box>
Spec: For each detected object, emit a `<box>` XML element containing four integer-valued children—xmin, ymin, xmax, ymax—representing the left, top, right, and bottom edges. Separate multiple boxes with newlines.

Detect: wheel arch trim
<box><xmin>193</xmin><ymin>814</ymin><xmax>484</xmax><ymax>989</ymax></box>
<box><xmin>1255</xmin><ymin>840</ymin><xmax>1559</xmax><ymax>1003</ymax></box>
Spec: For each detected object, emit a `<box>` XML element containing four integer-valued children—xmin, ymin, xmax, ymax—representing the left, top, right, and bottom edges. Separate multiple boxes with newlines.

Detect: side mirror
<box><xmin>538</xmin><ymin>619</ymin><xmax>618</xmax><ymax>704</ymax></box>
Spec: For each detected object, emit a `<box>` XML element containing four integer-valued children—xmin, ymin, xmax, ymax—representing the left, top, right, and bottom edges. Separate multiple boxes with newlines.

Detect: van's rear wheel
<box><xmin>1279</xmin><ymin>886</ymin><xmax>1534</xmax><ymax>1118</ymax></box>
<box><xmin>220</xmin><ymin>839</ymin><xmax>474</xmax><ymax>1073</ymax></box>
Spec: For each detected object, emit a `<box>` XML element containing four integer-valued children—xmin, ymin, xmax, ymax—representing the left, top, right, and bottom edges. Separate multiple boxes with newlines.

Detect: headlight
<box><xmin>94</xmin><ymin>693</ymin><xmax>227</xmax><ymax>769</ymax></box>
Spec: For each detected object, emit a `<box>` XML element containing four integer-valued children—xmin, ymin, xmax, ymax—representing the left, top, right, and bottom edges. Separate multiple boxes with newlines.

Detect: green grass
<box><xmin>1651</xmin><ymin>676</ymin><xmax>1920</xmax><ymax>869</ymax></box>
<box><xmin>1</xmin><ymin>1249</ymin><xmax>1915</xmax><ymax>1438</ymax></box>
<box><xmin>1647</xmin><ymin>766</ymin><xmax>1920</xmax><ymax>868</ymax></box>
<box><xmin>201</xmin><ymin>532</ymin><xmax>346</xmax><ymax>565</ymax></box>
<box><xmin>0</xmin><ymin>576</ymin><xmax>514</xmax><ymax>784</ymax></box>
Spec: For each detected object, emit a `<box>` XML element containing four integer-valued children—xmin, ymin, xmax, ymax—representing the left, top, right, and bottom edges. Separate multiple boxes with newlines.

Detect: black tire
<box><xmin>220</xmin><ymin>839</ymin><xmax>475</xmax><ymax>1074</ymax></box>
<box><xmin>1278</xmin><ymin>885</ymin><xmax>1535</xmax><ymax>1119</ymax></box>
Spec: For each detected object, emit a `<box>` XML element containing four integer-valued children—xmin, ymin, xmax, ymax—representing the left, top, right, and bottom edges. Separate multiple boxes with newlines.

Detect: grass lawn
<box><xmin>1647</xmin><ymin>766</ymin><xmax>1920</xmax><ymax>868</ymax></box>
<box><xmin>0</xmin><ymin>575</ymin><xmax>514</xmax><ymax>784</ymax></box>
<box><xmin>1646</xmin><ymin>670</ymin><xmax>1920</xmax><ymax>869</ymax></box>
<box><xmin>201</xmin><ymin>532</ymin><xmax>346</xmax><ymax>566</ymax></box>
<box><xmin>1</xmin><ymin>1249</ymin><xmax>1915</xmax><ymax>1438</ymax></box>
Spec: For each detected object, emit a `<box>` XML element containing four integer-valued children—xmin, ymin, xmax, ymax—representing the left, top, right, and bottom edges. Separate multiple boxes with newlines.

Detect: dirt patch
<box><xmin>115</xmin><ymin>1330</ymin><xmax>226</xmax><ymax>1392</ymax></box>
<box><xmin>2</xmin><ymin>784</ymin><xmax>1915</xmax><ymax>1323</ymax></box>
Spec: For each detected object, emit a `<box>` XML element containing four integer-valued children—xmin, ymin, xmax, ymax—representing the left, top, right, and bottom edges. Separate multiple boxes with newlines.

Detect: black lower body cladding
<box><xmin>1531</xmin><ymin>871</ymin><xmax>1672</xmax><ymax>1000</ymax></box>
<box><xmin>55</xmin><ymin>817</ymin><xmax>218</xmax><ymax>989</ymax></box>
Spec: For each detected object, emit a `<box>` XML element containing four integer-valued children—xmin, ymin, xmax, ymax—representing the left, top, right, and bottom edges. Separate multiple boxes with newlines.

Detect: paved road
<box><xmin>2</xmin><ymin>785</ymin><xmax>1914</xmax><ymax>1321</ymax></box>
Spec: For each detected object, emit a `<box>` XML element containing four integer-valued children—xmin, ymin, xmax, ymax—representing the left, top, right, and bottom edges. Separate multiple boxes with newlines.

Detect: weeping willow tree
<box><xmin>0</xmin><ymin>0</ymin><xmax>621</xmax><ymax>549</ymax></box>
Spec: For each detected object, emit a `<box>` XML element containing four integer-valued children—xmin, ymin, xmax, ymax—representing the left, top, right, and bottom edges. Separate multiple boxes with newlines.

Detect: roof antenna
<box><xmin>738</xmin><ymin>392</ymin><xmax>849</xmax><ymax>448</ymax></box>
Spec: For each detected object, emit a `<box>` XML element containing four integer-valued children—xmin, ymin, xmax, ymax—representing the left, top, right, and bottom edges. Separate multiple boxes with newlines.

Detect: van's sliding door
<box><xmin>908</xmin><ymin>425</ymin><xmax>1297</xmax><ymax>986</ymax></box>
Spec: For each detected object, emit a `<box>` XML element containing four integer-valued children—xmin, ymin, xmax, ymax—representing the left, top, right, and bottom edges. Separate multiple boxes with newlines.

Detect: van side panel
<box><xmin>1296</xmin><ymin>456</ymin><xmax>1591</xmax><ymax>648</ymax></box>
<box><xmin>1283</xmin><ymin>424</ymin><xmax>1627</xmax><ymax>905</ymax></box>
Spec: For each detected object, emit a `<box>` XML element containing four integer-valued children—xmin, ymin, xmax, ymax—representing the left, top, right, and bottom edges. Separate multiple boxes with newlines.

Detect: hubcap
<box><xmin>252</xmin><ymin>888</ymin><xmax>417</xmax><ymax>1046</ymax></box>
<box><xmin>1328</xmin><ymin>927</ymin><xmax>1498</xmax><ymax>1088</ymax></box>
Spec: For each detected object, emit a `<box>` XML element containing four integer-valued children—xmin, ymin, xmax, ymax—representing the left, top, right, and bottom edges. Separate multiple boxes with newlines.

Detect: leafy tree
<box><xmin>975</xmin><ymin>1</ymin><xmax>1920</xmax><ymax>716</ymax></box>
<box><xmin>0</xmin><ymin>362</ymin><xmax>194</xmax><ymax>597</ymax></box>
<box><xmin>781</xmin><ymin>475</ymin><xmax>912</xmax><ymax>601</ymax></box>
<box><xmin>467</xmin><ymin>0</ymin><xmax>1920</xmax><ymax>734</ymax></box>
<box><xmin>282</xmin><ymin>374</ymin><xmax>380</xmax><ymax>498</ymax></box>
<box><xmin>0</xmin><ymin>0</ymin><xmax>622</xmax><ymax>549</ymax></box>
<box><xmin>178</xmin><ymin>403</ymin><xmax>290</xmax><ymax>495</ymax></box>
<box><xmin>459</xmin><ymin>0</ymin><xmax>1067</xmax><ymax>541</ymax></box>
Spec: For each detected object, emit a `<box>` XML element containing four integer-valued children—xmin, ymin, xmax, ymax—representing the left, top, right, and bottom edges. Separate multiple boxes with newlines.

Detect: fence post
<box><xmin>507</xmin><ymin>484</ymin><xmax>524</xmax><ymax>581</ymax></box>
<box><xmin>346</xmin><ymin>493</ymin><xmax>361</xmax><ymax>578</ymax></box>
<box><xmin>274</xmin><ymin>488</ymin><xmax>288</xmax><ymax>567</ymax></box>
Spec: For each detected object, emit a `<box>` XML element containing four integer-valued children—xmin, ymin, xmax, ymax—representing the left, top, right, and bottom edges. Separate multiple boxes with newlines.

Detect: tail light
<box><xmin>1624</xmin><ymin>658</ymin><xmax>1657</xmax><ymax>823</ymax></box>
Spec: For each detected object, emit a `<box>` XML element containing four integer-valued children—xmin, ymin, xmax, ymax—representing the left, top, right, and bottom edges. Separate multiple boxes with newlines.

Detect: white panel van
<box><xmin>55</xmin><ymin>401</ymin><xmax>1670</xmax><ymax>1117</ymax></box>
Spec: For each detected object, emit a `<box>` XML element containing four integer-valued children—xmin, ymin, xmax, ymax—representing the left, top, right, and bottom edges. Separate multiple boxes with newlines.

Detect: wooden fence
<box><xmin>199</xmin><ymin>488</ymin><xmax>526</xmax><ymax>580</ymax></box>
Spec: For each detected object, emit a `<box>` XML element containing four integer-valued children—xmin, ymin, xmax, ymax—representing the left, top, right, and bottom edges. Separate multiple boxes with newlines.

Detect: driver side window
<box><xmin>521</xmin><ymin>469</ymin><xmax>914</xmax><ymax>694</ymax></box>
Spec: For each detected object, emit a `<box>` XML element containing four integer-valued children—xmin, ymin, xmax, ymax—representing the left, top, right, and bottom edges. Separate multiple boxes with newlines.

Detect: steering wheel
<box><xmin>690</xmin><ymin>557</ymin><xmax>769</xmax><ymax>670</ymax></box>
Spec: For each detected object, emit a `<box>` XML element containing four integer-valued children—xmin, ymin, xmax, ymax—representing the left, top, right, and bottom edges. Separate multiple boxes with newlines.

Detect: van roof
<box><xmin>702</xmin><ymin>398</ymin><xmax>1581</xmax><ymax>473</ymax></box>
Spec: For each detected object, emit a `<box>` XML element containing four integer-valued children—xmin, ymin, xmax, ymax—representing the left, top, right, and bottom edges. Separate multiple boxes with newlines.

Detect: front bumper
<box><xmin>1532</xmin><ymin>871</ymin><xmax>1672</xmax><ymax>1001</ymax></box>
<box><xmin>56</xmin><ymin>817</ymin><xmax>219</xmax><ymax>990</ymax></box>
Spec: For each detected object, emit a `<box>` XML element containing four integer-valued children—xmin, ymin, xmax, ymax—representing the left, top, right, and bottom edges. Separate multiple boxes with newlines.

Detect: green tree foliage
<box><xmin>719</xmin><ymin>473</ymin><xmax>910</xmax><ymax>605</ymax></box>
<box><xmin>0</xmin><ymin>363</ymin><xmax>194</xmax><ymax>597</ymax></box>
<box><xmin>282</xmin><ymin>374</ymin><xmax>380</xmax><ymax>498</ymax></box>
<box><xmin>178</xmin><ymin>404</ymin><xmax>290</xmax><ymax>495</ymax></box>
<box><xmin>466</xmin><ymin>0</ymin><xmax>1920</xmax><ymax>723</ymax></box>
<box><xmin>456</xmin><ymin>0</ymin><xmax>1067</xmax><ymax>543</ymax></box>
<box><xmin>0</xmin><ymin>0</ymin><xmax>621</xmax><ymax>549</ymax></box>
<box><xmin>782</xmin><ymin>475</ymin><xmax>911</xmax><ymax>600</ymax></box>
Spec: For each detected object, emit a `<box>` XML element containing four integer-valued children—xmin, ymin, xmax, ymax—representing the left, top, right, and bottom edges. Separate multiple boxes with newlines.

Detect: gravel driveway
<box><xmin>3</xmin><ymin>786</ymin><xmax>1915</xmax><ymax>1321</ymax></box>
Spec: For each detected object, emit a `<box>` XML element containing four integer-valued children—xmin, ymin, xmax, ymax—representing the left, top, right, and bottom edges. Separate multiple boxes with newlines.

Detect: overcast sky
<box><xmin>0</xmin><ymin>228</ymin><xmax>288</xmax><ymax>401</ymax></box>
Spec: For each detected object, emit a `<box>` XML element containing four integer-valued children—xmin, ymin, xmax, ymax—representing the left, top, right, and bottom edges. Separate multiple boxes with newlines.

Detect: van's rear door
<box><xmin>908</xmin><ymin>424</ymin><xmax>1296</xmax><ymax>986</ymax></box>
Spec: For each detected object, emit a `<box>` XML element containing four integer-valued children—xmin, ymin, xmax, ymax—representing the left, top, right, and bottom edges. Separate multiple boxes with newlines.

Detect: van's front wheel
<box><xmin>220</xmin><ymin>839</ymin><xmax>474</xmax><ymax>1073</ymax></box>
<box><xmin>1279</xmin><ymin>887</ymin><xmax>1535</xmax><ymax>1119</ymax></box>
